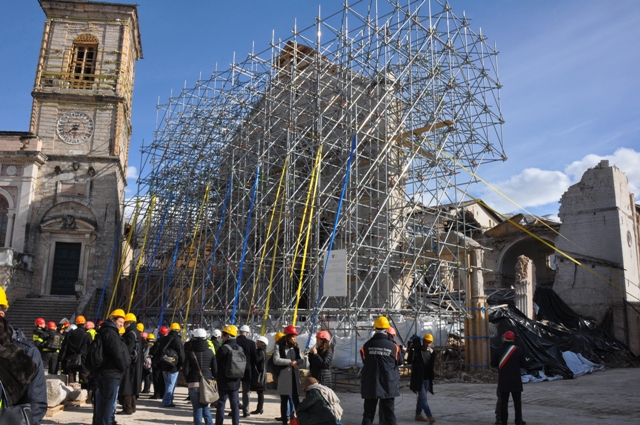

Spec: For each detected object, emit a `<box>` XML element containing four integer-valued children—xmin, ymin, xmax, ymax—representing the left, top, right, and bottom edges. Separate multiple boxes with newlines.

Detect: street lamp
<box><xmin>74</xmin><ymin>279</ymin><xmax>84</xmax><ymax>300</ymax></box>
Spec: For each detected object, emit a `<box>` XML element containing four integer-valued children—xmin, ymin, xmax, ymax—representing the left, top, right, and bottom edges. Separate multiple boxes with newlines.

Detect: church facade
<box><xmin>0</xmin><ymin>0</ymin><xmax>141</xmax><ymax>315</ymax></box>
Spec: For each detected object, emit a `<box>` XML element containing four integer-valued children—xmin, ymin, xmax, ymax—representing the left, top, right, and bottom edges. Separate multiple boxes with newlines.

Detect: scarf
<box><xmin>308</xmin><ymin>383</ymin><xmax>343</xmax><ymax>421</ymax></box>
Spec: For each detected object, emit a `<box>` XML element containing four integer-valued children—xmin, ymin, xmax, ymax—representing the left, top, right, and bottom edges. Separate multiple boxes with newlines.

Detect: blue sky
<box><xmin>1</xmin><ymin>0</ymin><xmax>639</xmax><ymax>218</ymax></box>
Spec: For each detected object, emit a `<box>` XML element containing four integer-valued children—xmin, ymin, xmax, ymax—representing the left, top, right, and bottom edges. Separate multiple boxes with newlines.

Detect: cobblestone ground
<box><xmin>43</xmin><ymin>367</ymin><xmax>639</xmax><ymax>425</ymax></box>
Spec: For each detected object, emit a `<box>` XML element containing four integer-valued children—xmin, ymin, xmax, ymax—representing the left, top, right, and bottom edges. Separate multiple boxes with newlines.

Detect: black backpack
<box><xmin>224</xmin><ymin>345</ymin><xmax>247</xmax><ymax>379</ymax></box>
<box><xmin>85</xmin><ymin>332</ymin><xmax>104</xmax><ymax>371</ymax></box>
<box><xmin>46</xmin><ymin>333</ymin><xmax>63</xmax><ymax>350</ymax></box>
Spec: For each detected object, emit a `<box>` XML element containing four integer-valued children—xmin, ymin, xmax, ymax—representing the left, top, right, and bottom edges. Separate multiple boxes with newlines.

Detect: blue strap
<box><xmin>231</xmin><ymin>164</ymin><xmax>261</xmax><ymax>324</ymax></box>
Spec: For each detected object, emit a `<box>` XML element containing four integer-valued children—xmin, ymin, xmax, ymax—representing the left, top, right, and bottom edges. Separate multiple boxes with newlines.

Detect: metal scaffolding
<box><xmin>114</xmin><ymin>0</ymin><xmax>505</xmax><ymax>348</ymax></box>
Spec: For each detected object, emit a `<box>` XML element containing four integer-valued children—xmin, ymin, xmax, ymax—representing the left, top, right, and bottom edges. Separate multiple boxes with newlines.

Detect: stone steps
<box><xmin>7</xmin><ymin>296</ymin><xmax>78</xmax><ymax>339</ymax></box>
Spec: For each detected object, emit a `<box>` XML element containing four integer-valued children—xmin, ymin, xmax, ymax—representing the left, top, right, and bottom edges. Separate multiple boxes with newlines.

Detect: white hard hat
<box><xmin>193</xmin><ymin>328</ymin><xmax>207</xmax><ymax>338</ymax></box>
<box><xmin>239</xmin><ymin>325</ymin><xmax>251</xmax><ymax>333</ymax></box>
<box><xmin>69</xmin><ymin>324</ymin><xmax>78</xmax><ymax>331</ymax></box>
<box><xmin>257</xmin><ymin>336</ymin><xmax>268</xmax><ymax>345</ymax></box>
<box><xmin>212</xmin><ymin>329</ymin><xmax>222</xmax><ymax>338</ymax></box>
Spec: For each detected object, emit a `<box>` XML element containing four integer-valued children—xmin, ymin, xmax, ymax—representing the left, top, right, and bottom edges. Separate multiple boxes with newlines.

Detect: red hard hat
<box><xmin>35</xmin><ymin>318</ymin><xmax>45</xmax><ymax>327</ymax></box>
<box><xmin>503</xmin><ymin>331</ymin><xmax>515</xmax><ymax>341</ymax></box>
<box><xmin>47</xmin><ymin>321</ymin><xmax>57</xmax><ymax>330</ymax></box>
<box><xmin>284</xmin><ymin>325</ymin><xmax>298</xmax><ymax>336</ymax></box>
<box><xmin>97</xmin><ymin>321</ymin><xmax>104</xmax><ymax>328</ymax></box>
<box><xmin>316</xmin><ymin>330</ymin><xmax>330</xmax><ymax>341</ymax></box>
<box><xmin>159</xmin><ymin>326</ymin><xmax>169</xmax><ymax>336</ymax></box>
<box><xmin>386</xmin><ymin>327</ymin><xmax>397</xmax><ymax>337</ymax></box>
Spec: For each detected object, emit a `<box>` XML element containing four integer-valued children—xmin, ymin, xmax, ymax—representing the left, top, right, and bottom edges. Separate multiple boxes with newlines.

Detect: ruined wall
<box><xmin>554</xmin><ymin>160</ymin><xmax>640</xmax><ymax>353</ymax></box>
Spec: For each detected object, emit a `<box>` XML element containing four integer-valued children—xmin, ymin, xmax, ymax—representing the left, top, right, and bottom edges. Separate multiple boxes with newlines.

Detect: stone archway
<box><xmin>499</xmin><ymin>237</ymin><xmax>556</xmax><ymax>289</ymax></box>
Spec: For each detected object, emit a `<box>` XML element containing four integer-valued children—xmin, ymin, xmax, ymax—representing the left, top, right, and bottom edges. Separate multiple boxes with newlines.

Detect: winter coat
<box><xmin>273</xmin><ymin>340</ymin><xmax>304</xmax><ymax>396</ymax></box>
<box><xmin>359</xmin><ymin>331</ymin><xmax>401</xmax><ymax>399</ymax></box>
<box><xmin>216</xmin><ymin>337</ymin><xmax>242</xmax><ymax>391</ymax></box>
<box><xmin>236</xmin><ymin>334</ymin><xmax>257</xmax><ymax>383</ymax></box>
<box><xmin>96</xmin><ymin>321</ymin><xmax>130</xmax><ymax>380</ymax></box>
<box><xmin>408</xmin><ymin>339</ymin><xmax>435</xmax><ymax>394</ymax></box>
<box><xmin>309</xmin><ymin>346</ymin><xmax>333</xmax><ymax>387</ymax></box>
<box><xmin>184</xmin><ymin>338</ymin><xmax>216</xmax><ymax>383</ymax></box>
<box><xmin>297</xmin><ymin>388</ymin><xmax>339</xmax><ymax>425</ymax></box>
<box><xmin>251</xmin><ymin>345</ymin><xmax>266</xmax><ymax>391</ymax></box>
<box><xmin>491</xmin><ymin>342</ymin><xmax>526</xmax><ymax>393</ymax></box>
<box><xmin>32</xmin><ymin>328</ymin><xmax>47</xmax><ymax>350</ymax></box>
<box><xmin>154</xmin><ymin>331</ymin><xmax>185</xmax><ymax>373</ymax></box>
<box><xmin>120</xmin><ymin>326</ymin><xmax>143</xmax><ymax>396</ymax></box>
<box><xmin>59</xmin><ymin>326</ymin><xmax>91</xmax><ymax>366</ymax></box>
<box><xmin>10</xmin><ymin>328</ymin><xmax>48</xmax><ymax>425</ymax></box>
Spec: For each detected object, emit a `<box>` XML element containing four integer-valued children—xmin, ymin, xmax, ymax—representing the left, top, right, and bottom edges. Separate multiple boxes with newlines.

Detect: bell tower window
<box><xmin>69</xmin><ymin>34</ymin><xmax>99</xmax><ymax>89</ymax></box>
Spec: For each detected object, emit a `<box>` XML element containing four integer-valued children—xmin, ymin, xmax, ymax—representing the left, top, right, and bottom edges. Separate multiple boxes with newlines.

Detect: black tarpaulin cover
<box><xmin>489</xmin><ymin>287</ymin><xmax>627</xmax><ymax>379</ymax></box>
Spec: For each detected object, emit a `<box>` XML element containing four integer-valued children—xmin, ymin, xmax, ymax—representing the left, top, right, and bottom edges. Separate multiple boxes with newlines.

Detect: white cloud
<box><xmin>564</xmin><ymin>147</ymin><xmax>640</xmax><ymax>196</ymax></box>
<box><xmin>126</xmin><ymin>166</ymin><xmax>138</xmax><ymax>180</ymax></box>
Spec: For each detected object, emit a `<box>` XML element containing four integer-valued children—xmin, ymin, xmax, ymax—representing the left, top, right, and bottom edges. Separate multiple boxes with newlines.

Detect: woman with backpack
<box><xmin>184</xmin><ymin>328</ymin><xmax>216</xmax><ymax>425</ymax></box>
<box><xmin>308</xmin><ymin>330</ymin><xmax>333</xmax><ymax>387</ymax></box>
<box><xmin>273</xmin><ymin>325</ymin><xmax>306</xmax><ymax>425</ymax></box>
<box><xmin>250</xmin><ymin>336</ymin><xmax>268</xmax><ymax>415</ymax></box>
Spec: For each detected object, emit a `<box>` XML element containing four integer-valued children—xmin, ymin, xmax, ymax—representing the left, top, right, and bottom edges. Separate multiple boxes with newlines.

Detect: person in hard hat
<box><xmin>309</xmin><ymin>330</ymin><xmax>334</xmax><ymax>387</ymax></box>
<box><xmin>297</xmin><ymin>376</ymin><xmax>343</xmax><ymax>425</ymax></box>
<box><xmin>491</xmin><ymin>331</ymin><xmax>527</xmax><ymax>425</ymax></box>
<box><xmin>407</xmin><ymin>333</ymin><xmax>437</xmax><ymax>424</ymax></box>
<box><xmin>118</xmin><ymin>313</ymin><xmax>144</xmax><ymax>414</ymax></box>
<box><xmin>359</xmin><ymin>316</ymin><xmax>402</xmax><ymax>425</ymax></box>
<box><xmin>210</xmin><ymin>328</ymin><xmax>222</xmax><ymax>353</ymax></box>
<box><xmin>0</xmin><ymin>287</ymin><xmax>48</xmax><ymax>425</ymax></box>
<box><xmin>42</xmin><ymin>320</ymin><xmax>62</xmax><ymax>374</ymax></box>
<box><xmin>92</xmin><ymin>308</ymin><xmax>131</xmax><ymax>425</ymax></box>
<box><xmin>33</xmin><ymin>317</ymin><xmax>47</xmax><ymax>350</ymax></box>
<box><xmin>59</xmin><ymin>315</ymin><xmax>92</xmax><ymax>386</ymax></box>
<box><xmin>214</xmin><ymin>324</ymin><xmax>243</xmax><ymax>425</ymax></box>
<box><xmin>149</xmin><ymin>326</ymin><xmax>169</xmax><ymax>399</ymax></box>
<box><xmin>236</xmin><ymin>324</ymin><xmax>257</xmax><ymax>417</ymax></box>
<box><xmin>183</xmin><ymin>328</ymin><xmax>216</xmax><ymax>425</ymax></box>
<box><xmin>85</xmin><ymin>321</ymin><xmax>97</xmax><ymax>340</ymax></box>
<box><xmin>141</xmin><ymin>332</ymin><xmax>154</xmax><ymax>394</ymax></box>
<box><xmin>250</xmin><ymin>335</ymin><xmax>268</xmax><ymax>415</ymax></box>
<box><xmin>273</xmin><ymin>325</ymin><xmax>306</xmax><ymax>425</ymax></box>
<box><xmin>151</xmin><ymin>322</ymin><xmax>184</xmax><ymax>407</ymax></box>
<box><xmin>137</xmin><ymin>323</ymin><xmax>144</xmax><ymax>332</ymax></box>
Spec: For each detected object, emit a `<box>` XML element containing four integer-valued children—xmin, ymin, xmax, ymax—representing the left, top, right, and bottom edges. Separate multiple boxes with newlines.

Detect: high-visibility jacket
<box><xmin>87</xmin><ymin>328</ymin><xmax>97</xmax><ymax>340</ymax></box>
<box><xmin>207</xmin><ymin>339</ymin><xmax>216</xmax><ymax>355</ymax></box>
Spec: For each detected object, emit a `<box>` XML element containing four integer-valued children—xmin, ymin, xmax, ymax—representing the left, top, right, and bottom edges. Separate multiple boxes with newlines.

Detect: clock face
<box><xmin>56</xmin><ymin>111</ymin><xmax>94</xmax><ymax>145</ymax></box>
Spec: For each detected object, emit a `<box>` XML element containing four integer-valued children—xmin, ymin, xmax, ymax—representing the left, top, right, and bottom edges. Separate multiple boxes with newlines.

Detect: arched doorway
<box><xmin>499</xmin><ymin>237</ymin><xmax>556</xmax><ymax>288</ymax></box>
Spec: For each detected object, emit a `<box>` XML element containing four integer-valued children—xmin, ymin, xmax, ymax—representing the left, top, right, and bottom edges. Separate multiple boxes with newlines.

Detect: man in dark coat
<box><xmin>93</xmin><ymin>309</ymin><xmax>131</xmax><ymax>425</ymax></box>
<box><xmin>214</xmin><ymin>324</ymin><xmax>242</xmax><ymax>425</ymax></box>
<box><xmin>359</xmin><ymin>316</ymin><xmax>401</xmax><ymax>425</ymax></box>
<box><xmin>408</xmin><ymin>334</ymin><xmax>436</xmax><ymax>424</ymax></box>
<box><xmin>156</xmin><ymin>323</ymin><xmax>185</xmax><ymax>407</ymax></box>
<box><xmin>59</xmin><ymin>316</ymin><xmax>91</xmax><ymax>385</ymax></box>
<box><xmin>236</xmin><ymin>324</ymin><xmax>257</xmax><ymax>417</ymax></box>
<box><xmin>491</xmin><ymin>331</ymin><xmax>527</xmax><ymax>425</ymax></box>
<box><xmin>149</xmin><ymin>326</ymin><xmax>169</xmax><ymax>399</ymax></box>
<box><xmin>118</xmin><ymin>313</ymin><xmax>144</xmax><ymax>414</ymax></box>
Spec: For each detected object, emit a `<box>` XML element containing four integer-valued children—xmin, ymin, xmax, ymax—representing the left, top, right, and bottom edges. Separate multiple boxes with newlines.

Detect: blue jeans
<box><xmin>95</xmin><ymin>378</ymin><xmax>119</xmax><ymax>425</ymax></box>
<box><xmin>215</xmin><ymin>388</ymin><xmax>239</xmax><ymax>425</ymax></box>
<box><xmin>189</xmin><ymin>387</ymin><xmax>214</xmax><ymax>425</ymax></box>
<box><xmin>162</xmin><ymin>371</ymin><xmax>179</xmax><ymax>406</ymax></box>
<box><xmin>416</xmin><ymin>379</ymin><xmax>432</xmax><ymax>417</ymax></box>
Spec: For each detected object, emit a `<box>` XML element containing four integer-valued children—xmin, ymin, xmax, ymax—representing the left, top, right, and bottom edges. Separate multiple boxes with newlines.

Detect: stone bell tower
<box><xmin>24</xmin><ymin>0</ymin><xmax>142</xmax><ymax>304</ymax></box>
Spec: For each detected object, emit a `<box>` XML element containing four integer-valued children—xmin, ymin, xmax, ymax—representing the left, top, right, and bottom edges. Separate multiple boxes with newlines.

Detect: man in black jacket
<box><xmin>359</xmin><ymin>316</ymin><xmax>401</xmax><ymax>425</ymax></box>
<box><xmin>236</xmin><ymin>324</ymin><xmax>257</xmax><ymax>417</ymax></box>
<box><xmin>491</xmin><ymin>331</ymin><xmax>527</xmax><ymax>425</ymax></box>
<box><xmin>214</xmin><ymin>324</ymin><xmax>242</xmax><ymax>425</ymax></box>
<box><xmin>59</xmin><ymin>315</ymin><xmax>91</xmax><ymax>385</ymax></box>
<box><xmin>119</xmin><ymin>313</ymin><xmax>144</xmax><ymax>414</ymax></box>
<box><xmin>94</xmin><ymin>309</ymin><xmax>131</xmax><ymax>425</ymax></box>
<box><xmin>156</xmin><ymin>322</ymin><xmax>185</xmax><ymax>407</ymax></box>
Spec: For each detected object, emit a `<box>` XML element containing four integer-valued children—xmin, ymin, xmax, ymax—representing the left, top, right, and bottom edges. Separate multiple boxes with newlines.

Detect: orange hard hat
<box><xmin>75</xmin><ymin>315</ymin><xmax>86</xmax><ymax>325</ymax></box>
<box><xmin>316</xmin><ymin>330</ymin><xmax>330</xmax><ymax>341</ymax></box>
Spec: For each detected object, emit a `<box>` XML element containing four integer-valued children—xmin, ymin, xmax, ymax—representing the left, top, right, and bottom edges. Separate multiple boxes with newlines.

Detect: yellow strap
<box><xmin>128</xmin><ymin>195</ymin><xmax>157</xmax><ymax>312</ymax></box>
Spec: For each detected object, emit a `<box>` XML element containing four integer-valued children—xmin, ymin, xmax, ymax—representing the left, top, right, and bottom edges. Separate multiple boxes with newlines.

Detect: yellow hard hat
<box><xmin>374</xmin><ymin>316</ymin><xmax>390</xmax><ymax>329</ymax></box>
<box><xmin>275</xmin><ymin>332</ymin><xmax>285</xmax><ymax>342</ymax></box>
<box><xmin>423</xmin><ymin>333</ymin><xmax>434</xmax><ymax>343</ymax></box>
<box><xmin>0</xmin><ymin>287</ymin><xmax>8</xmax><ymax>309</ymax></box>
<box><xmin>147</xmin><ymin>333</ymin><xmax>156</xmax><ymax>341</ymax></box>
<box><xmin>124</xmin><ymin>313</ymin><xmax>136</xmax><ymax>323</ymax></box>
<box><xmin>136</xmin><ymin>323</ymin><xmax>144</xmax><ymax>332</ymax></box>
<box><xmin>169</xmin><ymin>322</ymin><xmax>181</xmax><ymax>331</ymax></box>
<box><xmin>221</xmin><ymin>324</ymin><xmax>237</xmax><ymax>337</ymax></box>
<box><xmin>118</xmin><ymin>326</ymin><xmax>125</xmax><ymax>335</ymax></box>
<box><xmin>110</xmin><ymin>309</ymin><xmax>126</xmax><ymax>319</ymax></box>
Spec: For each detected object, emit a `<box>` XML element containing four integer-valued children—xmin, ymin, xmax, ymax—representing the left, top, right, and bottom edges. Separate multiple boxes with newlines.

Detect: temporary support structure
<box><xmin>115</xmin><ymin>0</ymin><xmax>505</xmax><ymax>369</ymax></box>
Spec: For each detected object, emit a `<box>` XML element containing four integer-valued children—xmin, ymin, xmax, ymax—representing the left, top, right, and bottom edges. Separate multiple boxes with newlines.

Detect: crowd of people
<box><xmin>0</xmin><ymin>284</ymin><xmax>527</xmax><ymax>425</ymax></box>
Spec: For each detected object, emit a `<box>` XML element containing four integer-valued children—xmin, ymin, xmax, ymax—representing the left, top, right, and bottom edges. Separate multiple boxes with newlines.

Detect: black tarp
<box><xmin>489</xmin><ymin>287</ymin><xmax>632</xmax><ymax>379</ymax></box>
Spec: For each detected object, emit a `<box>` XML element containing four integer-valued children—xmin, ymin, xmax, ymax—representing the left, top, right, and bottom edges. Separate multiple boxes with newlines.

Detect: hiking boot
<box><xmin>415</xmin><ymin>414</ymin><xmax>429</xmax><ymax>422</ymax></box>
<box><xmin>428</xmin><ymin>416</ymin><xmax>436</xmax><ymax>424</ymax></box>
